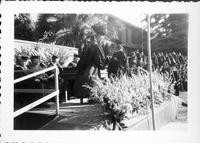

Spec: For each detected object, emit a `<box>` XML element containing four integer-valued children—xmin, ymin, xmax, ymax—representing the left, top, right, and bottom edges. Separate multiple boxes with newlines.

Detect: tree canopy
<box><xmin>142</xmin><ymin>14</ymin><xmax>188</xmax><ymax>53</ymax></box>
<box><xmin>14</xmin><ymin>14</ymin><xmax>35</xmax><ymax>41</ymax></box>
<box><xmin>14</xmin><ymin>13</ymin><xmax>188</xmax><ymax>55</ymax></box>
<box><xmin>33</xmin><ymin>14</ymin><xmax>124</xmax><ymax>48</ymax></box>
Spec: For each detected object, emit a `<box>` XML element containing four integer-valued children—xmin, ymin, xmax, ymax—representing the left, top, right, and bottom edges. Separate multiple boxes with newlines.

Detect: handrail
<box><xmin>14</xmin><ymin>65</ymin><xmax>60</xmax><ymax>118</ymax></box>
<box><xmin>14</xmin><ymin>91</ymin><xmax>59</xmax><ymax>118</ymax></box>
<box><xmin>14</xmin><ymin>89</ymin><xmax>55</xmax><ymax>94</ymax></box>
<box><xmin>138</xmin><ymin>67</ymin><xmax>149</xmax><ymax>75</ymax></box>
<box><xmin>14</xmin><ymin>69</ymin><xmax>30</xmax><ymax>73</ymax></box>
<box><xmin>14</xmin><ymin>66</ymin><xmax>57</xmax><ymax>84</ymax></box>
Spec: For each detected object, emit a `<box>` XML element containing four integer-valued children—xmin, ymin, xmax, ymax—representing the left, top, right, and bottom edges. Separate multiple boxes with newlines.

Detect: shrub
<box><xmin>14</xmin><ymin>41</ymin><xmax>76</xmax><ymax>66</ymax></box>
<box><xmin>85</xmin><ymin>71</ymin><xmax>174</xmax><ymax>124</ymax></box>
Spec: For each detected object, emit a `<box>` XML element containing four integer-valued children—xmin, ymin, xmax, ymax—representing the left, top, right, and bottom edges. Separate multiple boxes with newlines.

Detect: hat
<box><xmin>31</xmin><ymin>55</ymin><xmax>40</xmax><ymax>59</ymax></box>
<box><xmin>21</xmin><ymin>55</ymin><xmax>28</xmax><ymax>60</ymax></box>
<box><xmin>52</xmin><ymin>55</ymin><xmax>59</xmax><ymax>60</ymax></box>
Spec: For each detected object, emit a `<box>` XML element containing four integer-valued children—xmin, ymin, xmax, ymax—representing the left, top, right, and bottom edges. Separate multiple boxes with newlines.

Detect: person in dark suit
<box><xmin>48</xmin><ymin>55</ymin><xmax>66</xmax><ymax>102</ymax></box>
<box><xmin>108</xmin><ymin>45</ymin><xmax>129</xmax><ymax>78</ymax></box>
<box><xmin>171</xmin><ymin>66</ymin><xmax>181</xmax><ymax>96</ymax></box>
<box><xmin>67</xmin><ymin>54</ymin><xmax>80</xmax><ymax>68</ymax></box>
<box><xmin>152</xmin><ymin>52</ymin><xmax>159</xmax><ymax>70</ymax></box>
<box><xmin>14</xmin><ymin>55</ymin><xmax>31</xmax><ymax>107</ymax></box>
<box><xmin>15</xmin><ymin>55</ymin><xmax>50</xmax><ymax>107</ymax></box>
<box><xmin>48</xmin><ymin>55</ymin><xmax>63</xmax><ymax>77</ymax></box>
<box><xmin>27</xmin><ymin>55</ymin><xmax>49</xmax><ymax>89</ymax></box>
<box><xmin>128</xmin><ymin>52</ymin><xmax>137</xmax><ymax>73</ymax></box>
<box><xmin>14</xmin><ymin>55</ymin><xmax>30</xmax><ymax>79</ymax></box>
<box><xmin>15</xmin><ymin>55</ymin><xmax>29</xmax><ymax>70</ymax></box>
<box><xmin>73</xmin><ymin>35</ymin><xmax>107</xmax><ymax>103</ymax></box>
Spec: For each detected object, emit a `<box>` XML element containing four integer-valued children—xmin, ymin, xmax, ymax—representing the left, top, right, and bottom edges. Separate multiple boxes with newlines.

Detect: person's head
<box><xmin>31</xmin><ymin>55</ymin><xmax>40</xmax><ymax>66</ymax></box>
<box><xmin>73</xmin><ymin>54</ymin><xmax>80</xmax><ymax>63</ymax></box>
<box><xmin>15</xmin><ymin>56</ymin><xmax>21</xmax><ymax>65</ymax></box>
<box><xmin>90</xmin><ymin>35</ymin><xmax>96</xmax><ymax>43</ymax></box>
<box><xmin>132</xmin><ymin>51</ymin><xmax>135</xmax><ymax>56</ymax></box>
<box><xmin>96</xmin><ymin>35</ymin><xmax>106</xmax><ymax>47</ymax></box>
<box><xmin>20</xmin><ymin>56</ymin><xmax>29</xmax><ymax>67</ymax></box>
<box><xmin>52</xmin><ymin>55</ymin><xmax>60</xmax><ymax>64</ymax></box>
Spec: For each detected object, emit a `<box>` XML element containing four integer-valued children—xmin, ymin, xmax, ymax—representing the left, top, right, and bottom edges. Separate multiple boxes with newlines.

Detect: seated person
<box><xmin>49</xmin><ymin>55</ymin><xmax>62</xmax><ymax>68</ymax></box>
<box><xmin>14</xmin><ymin>55</ymin><xmax>30</xmax><ymax>79</ymax></box>
<box><xmin>48</xmin><ymin>55</ymin><xmax>65</xmax><ymax>102</ymax></box>
<box><xmin>27</xmin><ymin>55</ymin><xmax>49</xmax><ymax>86</ymax></box>
<box><xmin>67</xmin><ymin>54</ymin><xmax>80</xmax><ymax>68</ymax></box>
<box><xmin>27</xmin><ymin>55</ymin><xmax>46</xmax><ymax>71</ymax></box>
<box><xmin>48</xmin><ymin>55</ymin><xmax>63</xmax><ymax>77</ymax></box>
<box><xmin>15</xmin><ymin>55</ymin><xmax>29</xmax><ymax>70</ymax></box>
<box><xmin>108</xmin><ymin>45</ymin><xmax>129</xmax><ymax>78</ymax></box>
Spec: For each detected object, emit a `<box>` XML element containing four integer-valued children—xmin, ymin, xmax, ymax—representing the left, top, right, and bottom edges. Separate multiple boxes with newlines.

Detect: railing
<box><xmin>14</xmin><ymin>66</ymin><xmax>60</xmax><ymax>118</ymax></box>
<box><xmin>138</xmin><ymin>67</ymin><xmax>149</xmax><ymax>75</ymax></box>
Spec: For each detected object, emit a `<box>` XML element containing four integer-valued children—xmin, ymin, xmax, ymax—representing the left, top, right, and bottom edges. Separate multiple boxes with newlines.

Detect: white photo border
<box><xmin>0</xmin><ymin>1</ymin><xmax>200</xmax><ymax>143</ymax></box>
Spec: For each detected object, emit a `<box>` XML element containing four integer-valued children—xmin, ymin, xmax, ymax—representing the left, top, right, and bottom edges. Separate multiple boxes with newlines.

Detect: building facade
<box><xmin>108</xmin><ymin>15</ymin><xmax>146</xmax><ymax>50</ymax></box>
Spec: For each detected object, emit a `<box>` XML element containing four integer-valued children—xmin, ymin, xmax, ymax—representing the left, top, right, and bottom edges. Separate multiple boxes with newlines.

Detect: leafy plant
<box><xmin>14</xmin><ymin>41</ymin><xmax>74</xmax><ymax>66</ymax></box>
<box><xmin>85</xmin><ymin>71</ymin><xmax>174</xmax><ymax>127</ymax></box>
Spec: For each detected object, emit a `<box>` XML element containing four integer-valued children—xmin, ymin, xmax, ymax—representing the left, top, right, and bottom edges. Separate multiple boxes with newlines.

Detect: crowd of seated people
<box><xmin>14</xmin><ymin>53</ymin><xmax>67</xmax><ymax>108</ymax></box>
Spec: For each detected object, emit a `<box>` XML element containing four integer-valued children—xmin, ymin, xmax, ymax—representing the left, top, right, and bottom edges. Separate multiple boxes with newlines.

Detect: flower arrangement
<box><xmin>85</xmin><ymin>71</ymin><xmax>174</xmax><ymax>129</ymax></box>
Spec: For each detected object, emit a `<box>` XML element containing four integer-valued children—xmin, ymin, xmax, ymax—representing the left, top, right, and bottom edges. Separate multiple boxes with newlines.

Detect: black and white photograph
<box><xmin>13</xmin><ymin>13</ymin><xmax>188</xmax><ymax>130</ymax></box>
<box><xmin>1</xmin><ymin>1</ymin><xmax>200</xmax><ymax>143</ymax></box>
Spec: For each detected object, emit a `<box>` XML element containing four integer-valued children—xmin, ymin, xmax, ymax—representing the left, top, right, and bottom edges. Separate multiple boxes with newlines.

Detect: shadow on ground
<box><xmin>14</xmin><ymin>113</ymin><xmax>57</xmax><ymax>130</ymax></box>
<box><xmin>14</xmin><ymin>101</ymin><xmax>109</xmax><ymax>130</ymax></box>
<box><xmin>41</xmin><ymin>104</ymin><xmax>109</xmax><ymax>130</ymax></box>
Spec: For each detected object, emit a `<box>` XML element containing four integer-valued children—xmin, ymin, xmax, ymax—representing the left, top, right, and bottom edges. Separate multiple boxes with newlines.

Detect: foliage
<box><xmin>34</xmin><ymin>14</ymin><xmax>56</xmax><ymax>41</ymax></box>
<box><xmin>14</xmin><ymin>14</ymin><xmax>35</xmax><ymax>41</ymax></box>
<box><xmin>142</xmin><ymin>14</ymin><xmax>188</xmax><ymax>52</ymax></box>
<box><xmin>34</xmin><ymin>14</ymin><xmax>123</xmax><ymax>48</ymax></box>
<box><xmin>14</xmin><ymin>42</ymin><xmax>75</xmax><ymax>66</ymax></box>
<box><xmin>85</xmin><ymin>71</ymin><xmax>174</xmax><ymax>123</ymax></box>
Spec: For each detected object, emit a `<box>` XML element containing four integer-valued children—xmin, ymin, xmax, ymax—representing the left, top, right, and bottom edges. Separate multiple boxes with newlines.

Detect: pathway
<box><xmin>160</xmin><ymin>92</ymin><xmax>188</xmax><ymax>130</ymax></box>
